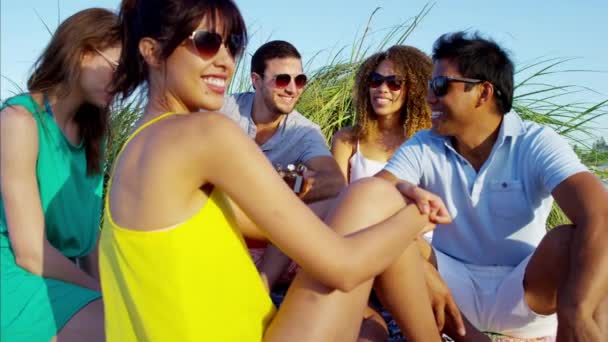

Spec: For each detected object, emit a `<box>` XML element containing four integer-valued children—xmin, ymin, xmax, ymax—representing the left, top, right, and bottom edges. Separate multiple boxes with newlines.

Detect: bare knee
<box><xmin>330</xmin><ymin>178</ymin><xmax>406</xmax><ymax>236</ymax></box>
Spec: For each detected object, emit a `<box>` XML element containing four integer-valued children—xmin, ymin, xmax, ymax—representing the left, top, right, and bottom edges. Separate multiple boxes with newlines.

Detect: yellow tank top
<box><xmin>99</xmin><ymin>112</ymin><xmax>275</xmax><ymax>341</ymax></box>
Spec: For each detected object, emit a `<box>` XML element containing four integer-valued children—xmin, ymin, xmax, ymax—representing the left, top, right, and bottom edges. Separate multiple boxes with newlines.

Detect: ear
<box><xmin>80</xmin><ymin>49</ymin><xmax>95</xmax><ymax>66</ymax></box>
<box><xmin>251</xmin><ymin>72</ymin><xmax>262</xmax><ymax>91</ymax></box>
<box><xmin>139</xmin><ymin>37</ymin><xmax>162</xmax><ymax>68</ymax></box>
<box><xmin>476</xmin><ymin>82</ymin><xmax>494</xmax><ymax>108</ymax></box>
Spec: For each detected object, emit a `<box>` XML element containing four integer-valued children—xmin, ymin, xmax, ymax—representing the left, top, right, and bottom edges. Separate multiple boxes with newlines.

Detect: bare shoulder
<box><xmin>143</xmin><ymin>111</ymin><xmax>244</xmax><ymax>148</ymax></box>
<box><xmin>0</xmin><ymin>104</ymin><xmax>37</xmax><ymax>131</ymax></box>
<box><xmin>151</xmin><ymin>111</ymin><xmax>253</xmax><ymax>163</ymax></box>
<box><xmin>179</xmin><ymin>111</ymin><xmax>244</xmax><ymax>140</ymax></box>
<box><xmin>331</xmin><ymin>126</ymin><xmax>356</xmax><ymax>146</ymax></box>
<box><xmin>0</xmin><ymin>105</ymin><xmax>36</xmax><ymax>128</ymax></box>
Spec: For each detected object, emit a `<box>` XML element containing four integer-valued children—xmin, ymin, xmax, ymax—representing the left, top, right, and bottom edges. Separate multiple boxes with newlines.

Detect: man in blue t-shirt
<box><xmin>220</xmin><ymin>40</ymin><xmax>344</xmax><ymax>202</ymax></box>
<box><xmin>219</xmin><ymin>40</ymin><xmax>346</xmax><ymax>293</ymax></box>
<box><xmin>377</xmin><ymin>32</ymin><xmax>608</xmax><ymax>340</ymax></box>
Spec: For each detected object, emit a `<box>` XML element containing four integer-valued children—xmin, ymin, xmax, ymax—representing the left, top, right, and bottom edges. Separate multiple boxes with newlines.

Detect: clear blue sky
<box><xmin>2</xmin><ymin>0</ymin><xmax>607</xmax><ymax>140</ymax></box>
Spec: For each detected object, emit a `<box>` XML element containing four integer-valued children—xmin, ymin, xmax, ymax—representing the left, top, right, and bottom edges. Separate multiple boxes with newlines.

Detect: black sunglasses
<box><xmin>369</xmin><ymin>72</ymin><xmax>404</xmax><ymax>91</ymax></box>
<box><xmin>188</xmin><ymin>30</ymin><xmax>245</xmax><ymax>59</ymax></box>
<box><xmin>428</xmin><ymin>76</ymin><xmax>484</xmax><ymax>97</ymax></box>
<box><xmin>269</xmin><ymin>73</ymin><xmax>308</xmax><ymax>89</ymax></box>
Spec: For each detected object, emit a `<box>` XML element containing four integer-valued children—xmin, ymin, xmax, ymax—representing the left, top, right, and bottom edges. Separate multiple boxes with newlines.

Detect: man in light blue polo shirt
<box><xmin>377</xmin><ymin>32</ymin><xmax>608</xmax><ymax>340</ymax></box>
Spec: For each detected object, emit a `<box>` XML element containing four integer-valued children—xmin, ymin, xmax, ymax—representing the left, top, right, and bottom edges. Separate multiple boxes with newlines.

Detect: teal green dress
<box><xmin>0</xmin><ymin>94</ymin><xmax>103</xmax><ymax>341</ymax></box>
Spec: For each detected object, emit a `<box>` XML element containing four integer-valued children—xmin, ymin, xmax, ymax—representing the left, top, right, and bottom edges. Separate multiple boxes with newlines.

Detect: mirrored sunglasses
<box><xmin>188</xmin><ymin>30</ymin><xmax>245</xmax><ymax>59</ymax></box>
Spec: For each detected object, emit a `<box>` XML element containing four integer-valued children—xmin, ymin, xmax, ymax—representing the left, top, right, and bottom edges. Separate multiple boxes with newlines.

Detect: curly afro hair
<box><xmin>352</xmin><ymin>45</ymin><xmax>433</xmax><ymax>141</ymax></box>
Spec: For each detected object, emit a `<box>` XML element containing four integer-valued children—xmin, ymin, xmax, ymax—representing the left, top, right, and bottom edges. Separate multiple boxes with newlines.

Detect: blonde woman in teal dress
<box><xmin>0</xmin><ymin>8</ymin><xmax>120</xmax><ymax>342</ymax></box>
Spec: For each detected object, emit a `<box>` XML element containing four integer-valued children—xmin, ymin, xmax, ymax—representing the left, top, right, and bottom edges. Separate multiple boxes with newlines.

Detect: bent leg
<box><xmin>524</xmin><ymin>225</ymin><xmax>574</xmax><ymax>315</ymax></box>
<box><xmin>54</xmin><ymin>299</ymin><xmax>104</xmax><ymax>342</ymax></box>
<box><xmin>264</xmin><ymin>178</ymin><xmax>439</xmax><ymax>342</ymax></box>
<box><xmin>413</xmin><ymin>238</ymin><xmax>489</xmax><ymax>341</ymax></box>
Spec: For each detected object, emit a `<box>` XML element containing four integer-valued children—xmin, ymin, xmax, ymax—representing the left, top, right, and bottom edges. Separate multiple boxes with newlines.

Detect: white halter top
<box><xmin>348</xmin><ymin>141</ymin><xmax>387</xmax><ymax>183</ymax></box>
<box><xmin>348</xmin><ymin>141</ymin><xmax>433</xmax><ymax>242</ymax></box>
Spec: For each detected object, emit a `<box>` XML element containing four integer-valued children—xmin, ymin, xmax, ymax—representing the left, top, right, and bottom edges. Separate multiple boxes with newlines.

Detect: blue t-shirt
<box><xmin>385</xmin><ymin>112</ymin><xmax>588</xmax><ymax>266</ymax></box>
<box><xmin>220</xmin><ymin>92</ymin><xmax>331</xmax><ymax>166</ymax></box>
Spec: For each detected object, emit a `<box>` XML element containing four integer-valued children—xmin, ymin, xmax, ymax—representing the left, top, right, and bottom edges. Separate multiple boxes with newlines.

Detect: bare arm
<box><xmin>376</xmin><ymin>170</ymin><xmax>451</xmax><ymax>223</ymax></box>
<box><xmin>257</xmin><ymin>199</ymin><xmax>334</xmax><ymax>291</ymax></box>
<box><xmin>196</xmin><ymin>114</ymin><xmax>430</xmax><ymax>291</ymax></box>
<box><xmin>552</xmin><ymin>172</ymin><xmax>608</xmax><ymax>320</ymax></box>
<box><xmin>300</xmin><ymin>155</ymin><xmax>346</xmax><ymax>203</ymax></box>
<box><xmin>0</xmin><ymin>106</ymin><xmax>99</xmax><ymax>291</ymax></box>
<box><xmin>330</xmin><ymin>127</ymin><xmax>355</xmax><ymax>183</ymax></box>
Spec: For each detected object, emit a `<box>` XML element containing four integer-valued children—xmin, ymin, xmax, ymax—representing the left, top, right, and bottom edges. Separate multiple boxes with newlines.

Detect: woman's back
<box><xmin>100</xmin><ymin>113</ymin><xmax>275</xmax><ymax>341</ymax></box>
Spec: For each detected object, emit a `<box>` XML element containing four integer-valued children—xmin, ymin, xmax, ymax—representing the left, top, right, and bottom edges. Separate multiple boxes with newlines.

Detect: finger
<box><xmin>446</xmin><ymin>296</ymin><xmax>466</xmax><ymax>336</ymax></box>
<box><xmin>429</xmin><ymin>202</ymin><xmax>451</xmax><ymax>224</ymax></box>
<box><xmin>302</xmin><ymin>170</ymin><xmax>316</xmax><ymax>179</ymax></box>
<box><xmin>435</xmin><ymin>304</ymin><xmax>445</xmax><ymax>331</ymax></box>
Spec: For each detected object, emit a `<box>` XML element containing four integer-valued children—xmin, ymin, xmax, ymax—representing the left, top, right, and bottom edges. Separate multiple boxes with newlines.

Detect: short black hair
<box><xmin>251</xmin><ymin>40</ymin><xmax>301</xmax><ymax>76</ymax></box>
<box><xmin>432</xmin><ymin>31</ymin><xmax>514</xmax><ymax>114</ymax></box>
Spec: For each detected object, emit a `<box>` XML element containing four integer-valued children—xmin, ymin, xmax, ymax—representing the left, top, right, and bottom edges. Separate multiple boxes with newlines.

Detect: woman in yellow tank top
<box><xmin>101</xmin><ymin>1</ymin><xmax>461</xmax><ymax>341</ymax></box>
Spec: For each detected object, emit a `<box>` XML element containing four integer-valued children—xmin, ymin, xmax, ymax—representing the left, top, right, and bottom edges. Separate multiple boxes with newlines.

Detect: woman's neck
<box><xmin>41</xmin><ymin>89</ymin><xmax>83</xmax><ymax>128</ymax></box>
<box><xmin>374</xmin><ymin>112</ymin><xmax>403</xmax><ymax>136</ymax></box>
<box><xmin>142</xmin><ymin>89</ymin><xmax>190</xmax><ymax>124</ymax></box>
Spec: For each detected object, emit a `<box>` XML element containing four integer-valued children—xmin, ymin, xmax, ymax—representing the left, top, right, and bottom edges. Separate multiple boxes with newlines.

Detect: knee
<box><xmin>329</xmin><ymin>178</ymin><xmax>406</xmax><ymax>236</ymax></box>
<box><xmin>344</xmin><ymin>177</ymin><xmax>406</xmax><ymax>211</ymax></box>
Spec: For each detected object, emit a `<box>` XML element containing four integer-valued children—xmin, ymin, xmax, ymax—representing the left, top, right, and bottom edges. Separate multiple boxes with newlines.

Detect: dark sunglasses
<box><xmin>188</xmin><ymin>30</ymin><xmax>245</xmax><ymax>59</ymax></box>
<box><xmin>270</xmin><ymin>73</ymin><xmax>308</xmax><ymax>89</ymax></box>
<box><xmin>428</xmin><ymin>76</ymin><xmax>484</xmax><ymax>97</ymax></box>
<box><xmin>369</xmin><ymin>72</ymin><xmax>404</xmax><ymax>91</ymax></box>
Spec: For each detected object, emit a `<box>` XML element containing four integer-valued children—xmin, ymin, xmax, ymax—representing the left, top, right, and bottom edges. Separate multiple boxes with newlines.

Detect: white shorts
<box><xmin>435</xmin><ymin>248</ymin><xmax>557</xmax><ymax>338</ymax></box>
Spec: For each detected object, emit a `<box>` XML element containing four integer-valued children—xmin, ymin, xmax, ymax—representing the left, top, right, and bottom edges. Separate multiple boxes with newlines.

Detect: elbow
<box><xmin>14</xmin><ymin>252</ymin><xmax>43</xmax><ymax>275</ymax></box>
<box><xmin>322</xmin><ymin>259</ymin><xmax>365</xmax><ymax>293</ymax></box>
<box><xmin>334</xmin><ymin>277</ymin><xmax>360</xmax><ymax>293</ymax></box>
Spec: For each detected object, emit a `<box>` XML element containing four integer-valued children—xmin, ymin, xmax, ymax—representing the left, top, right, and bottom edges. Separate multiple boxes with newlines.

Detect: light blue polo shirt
<box><xmin>220</xmin><ymin>92</ymin><xmax>331</xmax><ymax>166</ymax></box>
<box><xmin>385</xmin><ymin>112</ymin><xmax>588</xmax><ymax>266</ymax></box>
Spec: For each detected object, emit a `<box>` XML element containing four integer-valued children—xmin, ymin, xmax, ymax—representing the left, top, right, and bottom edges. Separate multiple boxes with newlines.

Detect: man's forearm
<box><xmin>301</xmin><ymin>171</ymin><xmax>345</xmax><ymax>203</ymax></box>
<box><xmin>560</xmin><ymin>215</ymin><xmax>608</xmax><ymax>315</ymax></box>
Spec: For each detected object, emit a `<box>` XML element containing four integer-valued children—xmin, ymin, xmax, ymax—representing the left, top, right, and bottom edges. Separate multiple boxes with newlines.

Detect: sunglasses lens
<box><xmin>275</xmin><ymin>74</ymin><xmax>291</xmax><ymax>88</ymax></box>
<box><xmin>369</xmin><ymin>73</ymin><xmax>384</xmax><ymax>88</ymax></box>
<box><xmin>227</xmin><ymin>34</ymin><xmax>245</xmax><ymax>58</ymax></box>
<box><xmin>370</xmin><ymin>73</ymin><xmax>401</xmax><ymax>91</ymax></box>
<box><xmin>385</xmin><ymin>78</ymin><xmax>402</xmax><ymax>91</ymax></box>
<box><xmin>431</xmin><ymin>76</ymin><xmax>449</xmax><ymax>97</ymax></box>
<box><xmin>294</xmin><ymin>74</ymin><xmax>307</xmax><ymax>89</ymax></box>
<box><xmin>193</xmin><ymin>31</ymin><xmax>222</xmax><ymax>59</ymax></box>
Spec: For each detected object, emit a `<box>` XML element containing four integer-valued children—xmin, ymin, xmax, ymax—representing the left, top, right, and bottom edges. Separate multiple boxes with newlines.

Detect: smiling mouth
<box><xmin>202</xmin><ymin>76</ymin><xmax>226</xmax><ymax>87</ymax></box>
<box><xmin>278</xmin><ymin>95</ymin><xmax>295</xmax><ymax>102</ymax></box>
<box><xmin>431</xmin><ymin>111</ymin><xmax>444</xmax><ymax>119</ymax></box>
<box><xmin>373</xmin><ymin>97</ymin><xmax>391</xmax><ymax>104</ymax></box>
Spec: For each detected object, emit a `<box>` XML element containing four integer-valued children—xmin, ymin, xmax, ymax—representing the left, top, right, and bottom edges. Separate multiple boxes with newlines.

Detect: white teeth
<box><xmin>374</xmin><ymin>98</ymin><xmax>390</xmax><ymax>104</ymax></box>
<box><xmin>202</xmin><ymin>77</ymin><xmax>225</xmax><ymax>87</ymax></box>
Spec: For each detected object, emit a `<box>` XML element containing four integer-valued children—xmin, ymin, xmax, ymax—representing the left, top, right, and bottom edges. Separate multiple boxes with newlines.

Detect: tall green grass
<box><xmin>2</xmin><ymin>4</ymin><xmax>605</xmax><ymax>228</ymax></box>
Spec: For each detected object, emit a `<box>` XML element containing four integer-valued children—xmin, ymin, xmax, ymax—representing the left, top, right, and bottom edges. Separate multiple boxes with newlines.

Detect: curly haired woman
<box><xmin>330</xmin><ymin>45</ymin><xmax>435</xmax><ymax>341</ymax></box>
<box><xmin>332</xmin><ymin>45</ymin><xmax>433</xmax><ymax>185</ymax></box>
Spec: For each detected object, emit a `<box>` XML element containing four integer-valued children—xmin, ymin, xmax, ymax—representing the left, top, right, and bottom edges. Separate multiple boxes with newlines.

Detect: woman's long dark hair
<box><xmin>27</xmin><ymin>8</ymin><xmax>120</xmax><ymax>174</ymax></box>
<box><xmin>112</xmin><ymin>0</ymin><xmax>247</xmax><ymax>100</ymax></box>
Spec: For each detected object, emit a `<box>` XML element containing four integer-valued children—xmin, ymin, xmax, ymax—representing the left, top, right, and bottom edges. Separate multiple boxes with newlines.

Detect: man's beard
<box><xmin>264</xmin><ymin>93</ymin><xmax>295</xmax><ymax>115</ymax></box>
